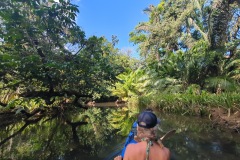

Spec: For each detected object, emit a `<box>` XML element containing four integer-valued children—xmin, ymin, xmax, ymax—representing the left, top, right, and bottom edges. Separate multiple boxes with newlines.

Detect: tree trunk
<box><xmin>208</xmin><ymin>0</ymin><xmax>231</xmax><ymax>49</ymax></box>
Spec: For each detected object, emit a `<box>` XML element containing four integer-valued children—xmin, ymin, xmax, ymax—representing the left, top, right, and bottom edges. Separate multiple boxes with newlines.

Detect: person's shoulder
<box><xmin>163</xmin><ymin>146</ymin><xmax>170</xmax><ymax>152</ymax></box>
<box><xmin>126</xmin><ymin>142</ymin><xmax>138</xmax><ymax>149</ymax></box>
<box><xmin>165</xmin><ymin>147</ymin><xmax>170</xmax><ymax>154</ymax></box>
<box><xmin>162</xmin><ymin>146</ymin><xmax>171</xmax><ymax>159</ymax></box>
<box><xmin>124</xmin><ymin>142</ymin><xmax>146</xmax><ymax>159</ymax></box>
<box><xmin>127</xmin><ymin>141</ymin><xmax>146</xmax><ymax>151</ymax></box>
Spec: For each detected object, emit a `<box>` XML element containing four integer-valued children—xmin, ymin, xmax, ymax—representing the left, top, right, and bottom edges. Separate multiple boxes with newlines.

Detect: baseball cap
<box><xmin>137</xmin><ymin>111</ymin><xmax>160</xmax><ymax>128</ymax></box>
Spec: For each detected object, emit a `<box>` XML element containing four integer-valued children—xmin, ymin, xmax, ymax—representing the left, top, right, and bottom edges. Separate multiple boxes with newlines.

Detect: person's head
<box><xmin>136</xmin><ymin>111</ymin><xmax>160</xmax><ymax>140</ymax></box>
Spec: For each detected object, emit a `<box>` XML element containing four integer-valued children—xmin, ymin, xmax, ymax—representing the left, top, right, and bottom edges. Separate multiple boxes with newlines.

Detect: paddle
<box><xmin>160</xmin><ymin>129</ymin><xmax>176</xmax><ymax>142</ymax></box>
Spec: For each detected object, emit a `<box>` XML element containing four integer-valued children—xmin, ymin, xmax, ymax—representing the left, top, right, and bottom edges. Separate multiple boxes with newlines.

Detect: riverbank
<box><xmin>1</xmin><ymin>104</ymin><xmax>240</xmax><ymax>134</ymax></box>
<box><xmin>210</xmin><ymin>108</ymin><xmax>240</xmax><ymax>133</ymax></box>
<box><xmin>138</xmin><ymin>93</ymin><xmax>240</xmax><ymax>134</ymax></box>
<box><xmin>85</xmin><ymin>102</ymin><xmax>240</xmax><ymax>134</ymax></box>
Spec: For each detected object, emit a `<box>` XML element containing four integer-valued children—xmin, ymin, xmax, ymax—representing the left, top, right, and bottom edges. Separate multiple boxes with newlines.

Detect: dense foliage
<box><xmin>114</xmin><ymin>0</ymin><xmax>240</xmax><ymax>97</ymax></box>
<box><xmin>0</xmin><ymin>2</ymin><xmax>240</xmax><ymax>158</ymax></box>
<box><xmin>110</xmin><ymin>0</ymin><xmax>240</xmax><ymax>117</ymax></box>
<box><xmin>0</xmin><ymin>0</ymin><xmax>126</xmax><ymax>108</ymax></box>
<box><xmin>0</xmin><ymin>0</ymin><xmax>240</xmax><ymax>117</ymax></box>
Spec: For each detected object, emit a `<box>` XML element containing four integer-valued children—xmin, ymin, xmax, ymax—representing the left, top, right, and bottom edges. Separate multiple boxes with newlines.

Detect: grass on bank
<box><xmin>138</xmin><ymin>92</ymin><xmax>240</xmax><ymax>117</ymax></box>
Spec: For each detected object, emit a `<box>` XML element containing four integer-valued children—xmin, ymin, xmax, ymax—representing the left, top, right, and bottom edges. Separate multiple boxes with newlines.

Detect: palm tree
<box><xmin>226</xmin><ymin>59</ymin><xmax>240</xmax><ymax>83</ymax></box>
<box><xmin>129</xmin><ymin>0</ymin><xmax>239</xmax><ymax>91</ymax></box>
<box><xmin>131</xmin><ymin>0</ymin><xmax>240</xmax><ymax>59</ymax></box>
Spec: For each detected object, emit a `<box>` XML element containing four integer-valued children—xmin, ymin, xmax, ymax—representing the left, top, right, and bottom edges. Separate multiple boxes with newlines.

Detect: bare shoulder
<box><xmin>163</xmin><ymin>146</ymin><xmax>170</xmax><ymax>153</ymax></box>
<box><xmin>148</xmin><ymin>144</ymin><xmax>171</xmax><ymax>160</ymax></box>
<box><xmin>126</xmin><ymin>142</ymin><xmax>145</xmax><ymax>151</ymax></box>
<box><xmin>131</xmin><ymin>141</ymin><xmax>146</xmax><ymax>147</ymax></box>
<box><xmin>162</xmin><ymin>146</ymin><xmax>171</xmax><ymax>159</ymax></box>
<box><xmin>124</xmin><ymin>142</ymin><xmax>146</xmax><ymax>159</ymax></box>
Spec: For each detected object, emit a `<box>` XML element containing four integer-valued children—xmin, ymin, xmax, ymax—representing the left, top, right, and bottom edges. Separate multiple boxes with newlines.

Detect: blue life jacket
<box><xmin>121</xmin><ymin>121</ymin><xmax>138</xmax><ymax>157</ymax></box>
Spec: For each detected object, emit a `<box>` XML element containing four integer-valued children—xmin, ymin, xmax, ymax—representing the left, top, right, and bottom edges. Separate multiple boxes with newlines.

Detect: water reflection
<box><xmin>0</xmin><ymin>106</ymin><xmax>240</xmax><ymax>160</ymax></box>
<box><xmin>158</xmin><ymin>113</ymin><xmax>240</xmax><ymax>160</ymax></box>
<box><xmin>0</xmin><ymin>107</ymin><xmax>124</xmax><ymax>160</ymax></box>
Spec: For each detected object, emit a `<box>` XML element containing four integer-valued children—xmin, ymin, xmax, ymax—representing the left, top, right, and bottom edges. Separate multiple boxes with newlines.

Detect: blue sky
<box><xmin>71</xmin><ymin>0</ymin><xmax>159</xmax><ymax>58</ymax></box>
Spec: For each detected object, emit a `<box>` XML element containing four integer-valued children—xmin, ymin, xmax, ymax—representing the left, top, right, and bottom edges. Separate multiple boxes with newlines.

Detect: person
<box><xmin>114</xmin><ymin>111</ymin><xmax>170</xmax><ymax>160</ymax></box>
<box><xmin>120</xmin><ymin>109</ymin><xmax>160</xmax><ymax>158</ymax></box>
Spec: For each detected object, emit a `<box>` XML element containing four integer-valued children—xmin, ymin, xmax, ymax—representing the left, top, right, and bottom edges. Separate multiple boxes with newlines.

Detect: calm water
<box><xmin>0</xmin><ymin>104</ymin><xmax>240</xmax><ymax>160</ymax></box>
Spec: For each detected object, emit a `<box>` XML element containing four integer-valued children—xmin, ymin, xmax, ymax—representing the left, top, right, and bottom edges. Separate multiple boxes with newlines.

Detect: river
<box><xmin>0</xmin><ymin>103</ymin><xmax>239</xmax><ymax>160</ymax></box>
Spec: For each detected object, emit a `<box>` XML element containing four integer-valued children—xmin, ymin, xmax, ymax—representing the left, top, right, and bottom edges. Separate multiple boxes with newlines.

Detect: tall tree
<box><xmin>130</xmin><ymin>0</ymin><xmax>240</xmax><ymax>60</ymax></box>
<box><xmin>129</xmin><ymin>0</ymin><xmax>240</xmax><ymax>93</ymax></box>
<box><xmin>0</xmin><ymin>0</ymin><xmax>121</xmax><ymax>106</ymax></box>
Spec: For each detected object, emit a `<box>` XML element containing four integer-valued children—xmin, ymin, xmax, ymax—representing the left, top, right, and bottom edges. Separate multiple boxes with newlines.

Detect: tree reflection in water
<box><xmin>0</xmin><ymin>107</ymin><xmax>124</xmax><ymax>160</ymax></box>
<box><xmin>0</xmin><ymin>106</ymin><xmax>240</xmax><ymax>160</ymax></box>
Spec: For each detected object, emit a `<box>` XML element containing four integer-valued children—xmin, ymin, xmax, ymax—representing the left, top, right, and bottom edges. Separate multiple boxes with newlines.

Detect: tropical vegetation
<box><xmin>0</xmin><ymin>0</ymin><xmax>240</xmax><ymax>133</ymax></box>
<box><xmin>112</xmin><ymin>0</ymin><xmax>240</xmax><ymax>117</ymax></box>
<box><xmin>0</xmin><ymin>1</ymin><xmax>240</xmax><ymax>159</ymax></box>
<box><xmin>0</xmin><ymin>0</ymin><xmax>130</xmax><ymax>110</ymax></box>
